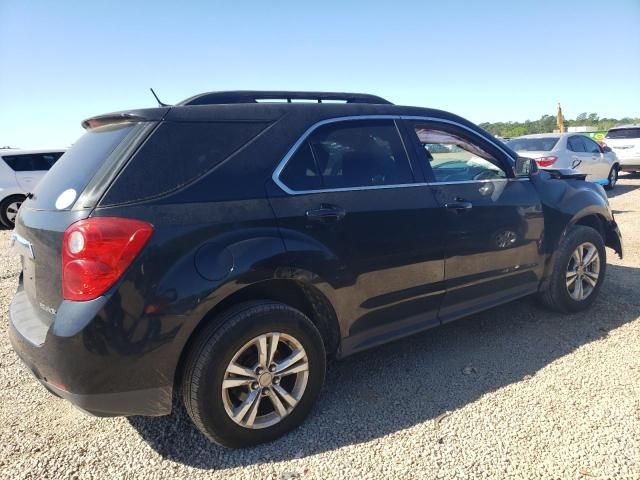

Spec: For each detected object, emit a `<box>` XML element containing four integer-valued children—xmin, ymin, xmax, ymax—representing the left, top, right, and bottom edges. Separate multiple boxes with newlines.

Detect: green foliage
<box><xmin>479</xmin><ymin>113</ymin><xmax>640</xmax><ymax>138</ymax></box>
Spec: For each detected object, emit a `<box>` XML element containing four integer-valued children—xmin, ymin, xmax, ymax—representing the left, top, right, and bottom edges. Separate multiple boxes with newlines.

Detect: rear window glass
<box><xmin>2</xmin><ymin>152</ymin><xmax>63</xmax><ymax>171</ymax></box>
<box><xmin>605</xmin><ymin>128</ymin><xmax>640</xmax><ymax>139</ymax></box>
<box><xmin>29</xmin><ymin>123</ymin><xmax>142</xmax><ymax>210</ymax></box>
<box><xmin>506</xmin><ymin>137</ymin><xmax>559</xmax><ymax>152</ymax></box>
<box><xmin>102</xmin><ymin>121</ymin><xmax>269</xmax><ymax>205</ymax></box>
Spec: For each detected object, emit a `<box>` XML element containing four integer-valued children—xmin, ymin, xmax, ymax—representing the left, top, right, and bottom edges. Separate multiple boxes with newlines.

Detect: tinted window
<box><xmin>413</xmin><ymin>125</ymin><xmax>507</xmax><ymax>182</ymax></box>
<box><xmin>567</xmin><ymin>136</ymin><xmax>586</xmax><ymax>152</ymax></box>
<box><xmin>279</xmin><ymin>143</ymin><xmax>322</xmax><ymax>191</ymax></box>
<box><xmin>582</xmin><ymin>136</ymin><xmax>601</xmax><ymax>153</ymax></box>
<box><xmin>2</xmin><ymin>152</ymin><xmax>63</xmax><ymax>171</ymax></box>
<box><xmin>505</xmin><ymin>137</ymin><xmax>559</xmax><ymax>152</ymax></box>
<box><xmin>304</xmin><ymin>120</ymin><xmax>414</xmax><ymax>189</ymax></box>
<box><xmin>103</xmin><ymin>121</ymin><xmax>269</xmax><ymax>205</ymax></box>
<box><xmin>29</xmin><ymin>124</ymin><xmax>143</xmax><ymax>210</ymax></box>
<box><xmin>605</xmin><ymin>128</ymin><xmax>640</xmax><ymax>139</ymax></box>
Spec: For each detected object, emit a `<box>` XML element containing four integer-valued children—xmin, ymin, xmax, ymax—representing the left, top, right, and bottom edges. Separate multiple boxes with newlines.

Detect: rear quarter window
<box><xmin>102</xmin><ymin>121</ymin><xmax>269</xmax><ymax>205</ymax></box>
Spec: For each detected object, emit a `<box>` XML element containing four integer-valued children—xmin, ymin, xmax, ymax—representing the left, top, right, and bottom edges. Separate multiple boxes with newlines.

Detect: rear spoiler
<box><xmin>544</xmin><ymin>168</ymin><xmax>587</xmax><ymax>181</ymax></box>
<box><xmin>81</xmin><ymin>108</ymin><xmax>169</xmax><ymax>130</ymax></box>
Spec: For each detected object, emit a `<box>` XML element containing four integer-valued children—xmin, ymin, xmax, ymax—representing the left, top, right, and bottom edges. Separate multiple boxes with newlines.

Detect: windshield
<box><xmin>506</xmin><ymin>137</ymin><xmax>559</xmax><ymax>152</ymax></box>
<box><xmin>605</xmin><ymin>128</ymin><xmax>640</xmax><ymax>139</ymax></box>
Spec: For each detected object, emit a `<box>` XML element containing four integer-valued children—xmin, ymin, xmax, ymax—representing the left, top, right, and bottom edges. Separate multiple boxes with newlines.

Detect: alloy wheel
<box><xmin>5</xmin><ymin>200</ymin><xmax>22</xmax><ymax>225</ymax></box>
<box><xmin>566</xmin><ymin>242</ymin><xmax>600</xmax><ymax>301</ymax></box>
<box><xmin>222</xmin><ymin>332</ymin><xmax>309</xmax><ymax>429</ymax></box>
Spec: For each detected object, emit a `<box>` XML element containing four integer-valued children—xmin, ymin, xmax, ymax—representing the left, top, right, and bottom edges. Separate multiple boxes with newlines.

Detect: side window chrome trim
<box><xmin>272</xmin><ymin>115</ymin><xmax>519</xmax><ymax>195</ymax></box>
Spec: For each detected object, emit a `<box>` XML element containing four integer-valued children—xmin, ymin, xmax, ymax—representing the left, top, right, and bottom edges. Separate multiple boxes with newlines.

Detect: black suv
<box><xmin>9</xmin><ymin>91</ymin><xmax>623</xmax><ymax>448</ymax></box>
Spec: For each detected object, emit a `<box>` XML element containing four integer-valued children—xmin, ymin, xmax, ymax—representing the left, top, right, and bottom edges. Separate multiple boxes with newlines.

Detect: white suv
<box><xmin>604</xmin><ymin>125</ymin><xmax>640</xmax><ymax>173</ymax></box>
<box><xmin>0</xmin><ymin>149</ymin><xmax>65</xmax><ymax>227</ymax></box>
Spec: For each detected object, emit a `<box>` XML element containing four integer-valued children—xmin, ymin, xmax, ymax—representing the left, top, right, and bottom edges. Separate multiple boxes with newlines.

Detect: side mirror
<box><xmin>602</xmin><ymin>146</ymin><xmax>612</xmax><ymax>153</ymax></box>
<box><xmin>515</xmin><ymin>156</ymin><xmax>538</xmax><ymax>177</ymax></box>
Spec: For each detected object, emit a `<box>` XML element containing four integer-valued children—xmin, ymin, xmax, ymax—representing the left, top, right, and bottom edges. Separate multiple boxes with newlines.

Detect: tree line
<box><xmin>479</xmin><ymin>113</ymin><xmax>640</xmax><ymax>138</ymax></box>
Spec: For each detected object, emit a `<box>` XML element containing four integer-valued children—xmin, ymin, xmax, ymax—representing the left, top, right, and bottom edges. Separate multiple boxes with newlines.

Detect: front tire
<box><xmin>539</xmin><ymin>225</ymin><xmax>606</xmax><ymax>313</ymax></box>
<box><xmin>182</xmin><ymin>301</ymin><xmax>326</xmax><ymax>448</ymax></box>
<box><xmin>604</xmin><ymin>165</ymin><xmax>618</xmax><ymax>190</ymax></box>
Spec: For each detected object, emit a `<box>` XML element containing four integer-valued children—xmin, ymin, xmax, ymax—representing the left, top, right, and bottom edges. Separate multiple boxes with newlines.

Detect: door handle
<box><xmin>306</xmin><ymin>205</ymin><xmax>346</xmax><ymax>223</ymax></box>
<box><xmin>445</xmin><ymin>200</ymin><xmax>473</xmax><ymax>212</ymax></box>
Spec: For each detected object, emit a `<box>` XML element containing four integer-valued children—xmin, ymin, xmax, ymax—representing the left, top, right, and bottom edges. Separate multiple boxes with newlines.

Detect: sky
<box><xmin>1</xmin><ymin>0</ymin><xmax>639</xmax><ymax>149</ymax></box>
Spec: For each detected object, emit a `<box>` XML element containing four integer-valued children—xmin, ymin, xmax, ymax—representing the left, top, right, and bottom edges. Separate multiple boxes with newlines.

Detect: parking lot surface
<box><xmin>1</xmin><ymin>175</ymin><xmax>639</xmax><ymax>480</ymax></box>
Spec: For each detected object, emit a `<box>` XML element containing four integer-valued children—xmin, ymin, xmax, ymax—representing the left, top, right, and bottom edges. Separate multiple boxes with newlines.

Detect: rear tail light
<box><xmin>62</xmin><ymin>217</ymin><xmax>153</xmax><ymax>301</ymax></box>
<box><xmin>534</xmin><ymin>156</ymin><xmax>558</xmax><ymax>167</ymax></box>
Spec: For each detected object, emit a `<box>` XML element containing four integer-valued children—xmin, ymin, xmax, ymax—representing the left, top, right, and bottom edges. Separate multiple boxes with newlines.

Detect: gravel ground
<box><xmin>1</xmin><ymin>175</ymin><xmax>639</xmax><ymax>480</ymax></box>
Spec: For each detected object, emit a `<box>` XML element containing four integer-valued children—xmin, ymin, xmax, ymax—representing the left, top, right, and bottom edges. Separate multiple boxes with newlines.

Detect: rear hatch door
<box><xmin>14</xmin><ymin>116</ymin><xmax>161</xmax><ymax>323</ymax></box>
<box><xmin>605</xmin><ymin>128</ymin><xmax>640</xmax><ymax>160</ymax></box>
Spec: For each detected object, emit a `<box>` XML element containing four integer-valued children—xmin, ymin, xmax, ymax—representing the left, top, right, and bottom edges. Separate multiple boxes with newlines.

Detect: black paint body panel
<box><xmin>9</xmin><ymin>101</ymin><xmax>623</xmax><ymax>416</ymax></box>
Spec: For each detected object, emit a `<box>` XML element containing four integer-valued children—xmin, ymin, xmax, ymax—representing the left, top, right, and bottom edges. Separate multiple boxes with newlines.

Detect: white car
<box><xmin>604</xmin><ymin>125</ymin><xmax>640</xmax><ymax>173</ymax></box>
<box><xmin>0</xmin><ymin>149</ymin><xmax>65</xmax><ymax>227</ymax></box>
<box><xmin>506</xmin><ymin>133</ymin><xmax>619</xmax><ymax>190</ymax></box>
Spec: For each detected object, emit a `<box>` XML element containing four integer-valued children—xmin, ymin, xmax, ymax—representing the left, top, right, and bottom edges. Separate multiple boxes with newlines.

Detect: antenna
<box><xmin>150</xmin><ymin>88</ymin><xmax>170</xmax><ymax>107</ymax></box>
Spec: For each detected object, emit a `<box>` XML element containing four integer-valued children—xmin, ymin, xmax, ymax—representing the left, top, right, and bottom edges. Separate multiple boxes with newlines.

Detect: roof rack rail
<box><xmin>179</xmin><ymin>91</ymin><xmax>392</xmax><ymax>106</ymax></box>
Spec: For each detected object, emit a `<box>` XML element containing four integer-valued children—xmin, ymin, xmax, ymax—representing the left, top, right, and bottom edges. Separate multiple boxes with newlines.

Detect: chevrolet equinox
<box><xmin>9</xmin><ymin>91</ymin><xmax>623</xmax><ymax>448</ymax></box>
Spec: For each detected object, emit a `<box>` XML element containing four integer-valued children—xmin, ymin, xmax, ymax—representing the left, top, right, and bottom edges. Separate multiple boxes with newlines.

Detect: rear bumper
<box><xmin>8</xmin><ymin>282</ymin><xmax>173</xmax><ymax>417</ymax></box>
<box><xmin>616</xmin><ymin>154</ymin><xmax>640</xmax><ymax>171</ymax></box>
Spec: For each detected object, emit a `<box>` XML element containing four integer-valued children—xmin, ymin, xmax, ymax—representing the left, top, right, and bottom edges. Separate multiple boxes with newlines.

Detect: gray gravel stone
<box><xmin>1</xmin><ymin>176</ymin><xmax>639</xmax><ymax>479</ymax></box>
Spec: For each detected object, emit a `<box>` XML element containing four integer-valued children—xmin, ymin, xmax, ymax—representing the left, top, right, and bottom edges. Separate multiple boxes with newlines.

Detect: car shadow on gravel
<box><xmin>607</xmin><ymin>182</ymin><xmax>640</xmax><ymax>199</ymax></box>
<box><xmin>128</xmin><ymin>263</ymin><xmax>640</xmax><ymax>471</ymax></box>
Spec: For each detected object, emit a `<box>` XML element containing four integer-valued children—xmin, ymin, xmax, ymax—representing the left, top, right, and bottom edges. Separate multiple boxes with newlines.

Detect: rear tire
<box><xmin>0</xmin><ymin>195</ymin><xmax>25</xmax><ymax>228</ymax></box>
<box><xmin>539</xmin><ymin>225</ymin><xmax>606</xmax><ymax>313</ymax></box>
<box><xmin>604</xmin><ymin>165</ymin><xmax>618</xmax><ymax>190</ymax></box>
<box><xmin>182</xmin><ymin>301</ymin><xmax>326</xmax><ymax>448</ymax></box>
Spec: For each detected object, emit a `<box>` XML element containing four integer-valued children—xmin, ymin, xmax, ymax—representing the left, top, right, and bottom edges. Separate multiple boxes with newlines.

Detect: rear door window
<box><xmin>567</xmin><ymin>136</ymin><xmax>587</xmax><ymax>152</ymax></box>
<box><xmin>279</xmin><ymin>143</ymin><xmax>322</xmax><ymax>191</ymax></box>
<box><xmin>278</xmin><ymin>119</ymin><xmax>415</xmax><ymax>191</ymax></box>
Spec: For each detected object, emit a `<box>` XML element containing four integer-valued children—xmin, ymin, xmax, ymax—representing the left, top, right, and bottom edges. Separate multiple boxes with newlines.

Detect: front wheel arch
<box><xmin>539</xmin><ymin>224</ymin><xmax>606</xmax><ymax>313</ymax></box>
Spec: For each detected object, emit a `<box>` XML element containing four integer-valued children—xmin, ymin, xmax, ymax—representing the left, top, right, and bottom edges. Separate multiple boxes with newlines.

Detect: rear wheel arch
<box><xmin>174</xmin><ymin>278</ymin><xmax>340</xmax><ymax>388</ymax></box>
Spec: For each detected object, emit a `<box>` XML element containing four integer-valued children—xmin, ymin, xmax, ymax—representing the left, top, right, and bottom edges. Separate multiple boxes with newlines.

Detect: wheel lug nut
<box><xmin>251</xmin><ymin>382</ymin><xmax>259</xmax><ymax>390</ymax></box>
<box><xmin>269</xmin><ymin>365</ymin><xmax>276</xmax><ymax>373</ymax></box>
